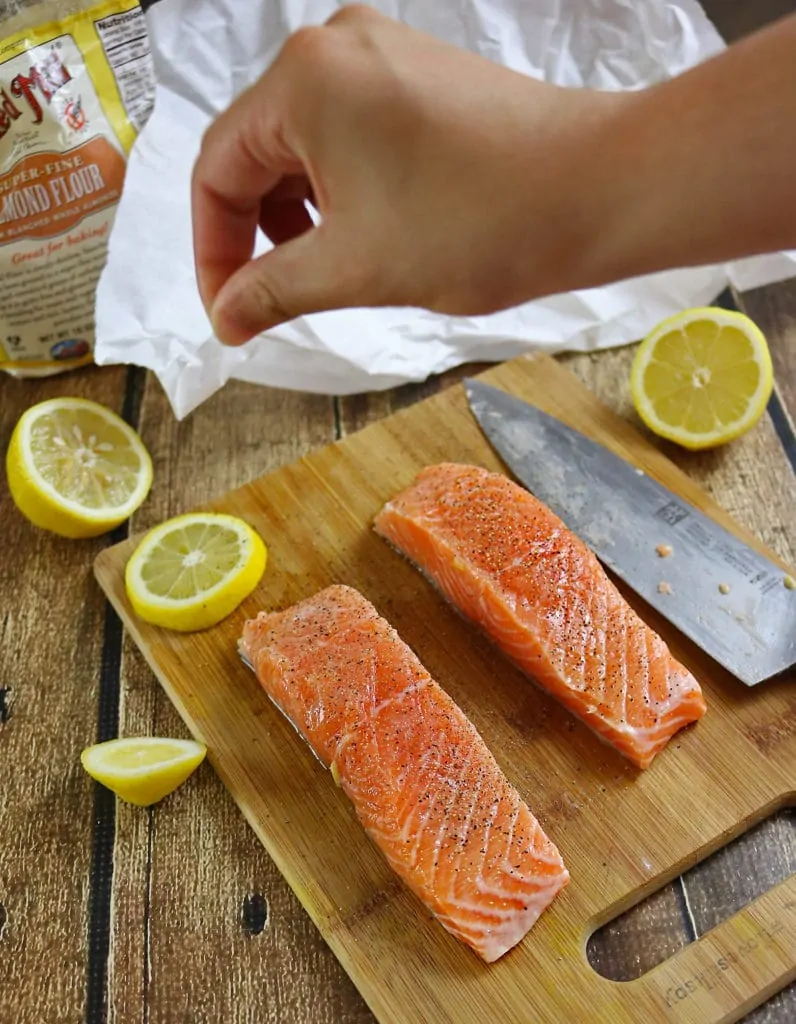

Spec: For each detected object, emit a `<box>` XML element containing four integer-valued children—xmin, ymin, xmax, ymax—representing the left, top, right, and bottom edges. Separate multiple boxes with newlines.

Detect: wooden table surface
<box><xmin>1</xmin><ymin>2</ymin><xmax>795</xmax><ymax>1022</ymax></box>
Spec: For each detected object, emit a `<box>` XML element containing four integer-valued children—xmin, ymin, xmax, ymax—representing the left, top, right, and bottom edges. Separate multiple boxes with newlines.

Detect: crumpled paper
<box><xmin>94</xmin><ymin>0</ymin><xmax>796</xmax><ymax>419</ymax></box>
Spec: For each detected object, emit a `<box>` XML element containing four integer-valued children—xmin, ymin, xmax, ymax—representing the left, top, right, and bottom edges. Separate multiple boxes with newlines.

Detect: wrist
<box><xmin>512</xmin><ymin>86</ymin><xmax>640</xmax><ymax>301</ymax></box>
<box><xmin>573</xmin><ymin>16</ymin><xmax>796</xmax><ymax>290</ymax></box>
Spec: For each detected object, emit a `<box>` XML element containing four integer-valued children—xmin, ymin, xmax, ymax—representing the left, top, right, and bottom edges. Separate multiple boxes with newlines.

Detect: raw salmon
<box><xmin>240</xmin><ymin>584</ymin><xmax>569</xmax><ymax>962</ymax></box>
<box><xmin>374</xmin><ymin>464</ymin><xmax>706</xmax><ymax>769</ymax></box>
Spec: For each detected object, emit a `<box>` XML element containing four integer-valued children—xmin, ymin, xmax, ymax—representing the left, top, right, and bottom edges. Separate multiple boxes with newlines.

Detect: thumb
<box><xmin>210</xmin><ymin>224</ymin><xmax>370</xmax><ymax>345</ymax></box>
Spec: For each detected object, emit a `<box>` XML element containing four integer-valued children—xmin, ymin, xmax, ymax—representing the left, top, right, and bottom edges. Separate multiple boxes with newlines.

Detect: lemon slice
<box><xmin>81</xmin><ymin>737</ymin><xmax>207</xmax><ymax>806</ymax></box>
<box><xmin>125</xmin><ymin>512</ymin><xmax>267</xmax><ymax>631</ymax></box>
<box><xmin>630</xmin><ymin>307</ymin><xmax>773</xmax><ymax>450</ymax></box>
<box><xmin>6</xmin><ymin>398</ymin><xmax>153</xmax><ymax>538</ymax></box>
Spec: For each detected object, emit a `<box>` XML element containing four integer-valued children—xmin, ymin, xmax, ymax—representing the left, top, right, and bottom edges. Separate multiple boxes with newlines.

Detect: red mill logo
<box><xmin>0</xmin><ymin>47</ymin><xmax>72</xmax><ymax>140</ymax></box>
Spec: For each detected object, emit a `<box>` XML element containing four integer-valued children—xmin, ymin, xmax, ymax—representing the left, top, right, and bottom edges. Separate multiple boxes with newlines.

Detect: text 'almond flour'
<box><xmin>0</xmin><ymin>0</ymin><xmax>154</xmax><ymax>377</ymax></box>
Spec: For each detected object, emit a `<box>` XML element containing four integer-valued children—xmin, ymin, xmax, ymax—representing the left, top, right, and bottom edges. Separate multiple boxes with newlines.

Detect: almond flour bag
<box><xmin>0</xmin><ymin>0</ymin><xmax>154</xmax><ymax>377</ymax></box>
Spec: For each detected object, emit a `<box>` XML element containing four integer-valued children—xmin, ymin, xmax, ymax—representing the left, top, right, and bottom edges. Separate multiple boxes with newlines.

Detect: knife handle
<box><xmin>622</xmin><ymin>872</ymin><xmax>796</xmax><ymax>1022</ymax></box>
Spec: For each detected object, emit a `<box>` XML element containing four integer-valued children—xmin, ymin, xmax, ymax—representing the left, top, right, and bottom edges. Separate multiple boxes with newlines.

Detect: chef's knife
<box><xmin>465</xmin><ymin>378</ymin><xmax>796</xmax><ymax>686</ymax></box>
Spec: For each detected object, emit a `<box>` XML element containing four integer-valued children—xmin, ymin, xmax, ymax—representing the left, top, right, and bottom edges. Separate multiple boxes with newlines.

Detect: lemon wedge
<box><xmin>81</xmin><ymin>737</ymin><xmax>207</xmax><ymax>806</ymax></box>
<box><xmin>6</xmin><ymin>398</ymin><xmax>153</xmax><ymax>538</ymax></box>
<box><xmin>125</xmin><ymin>512</ymin><xmax>266</xmax><ymax>631</ymax></box>
<box><xmin>630</xmin><ymin>307</ymin><xmax>773</xmax><ymax>450</ymax></box>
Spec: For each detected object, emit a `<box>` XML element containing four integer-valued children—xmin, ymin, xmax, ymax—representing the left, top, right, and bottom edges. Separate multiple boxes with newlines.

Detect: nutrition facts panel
<box><xmin>94</xmin><ymin>6</ymin><xmax>155</xmax><ymax>132</ymax></box>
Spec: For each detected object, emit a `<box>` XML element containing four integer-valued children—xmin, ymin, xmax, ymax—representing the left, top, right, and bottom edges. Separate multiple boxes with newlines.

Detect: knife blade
<box><xmin>464</xmin><ymin>378</ymin><xmax>796</xmax><ymax>686</ymax></box>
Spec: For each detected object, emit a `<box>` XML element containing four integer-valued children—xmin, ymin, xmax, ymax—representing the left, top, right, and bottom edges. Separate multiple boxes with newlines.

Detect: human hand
<box><xmin>191</xmin><ymin>5</ymin><xmax>620</xmax><ymax>345</ymax></box>
<box><xmin>193</xmin><ymin>7</ymin><xmax>796</xmax><ymax>347</ymax></box>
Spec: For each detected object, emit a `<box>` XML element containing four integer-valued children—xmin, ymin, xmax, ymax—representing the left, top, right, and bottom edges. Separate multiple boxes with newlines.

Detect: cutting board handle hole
<box><xmin>586</xmin><ymin>803</ymin><xmax>795</xmax><ymax>982</ymax></box>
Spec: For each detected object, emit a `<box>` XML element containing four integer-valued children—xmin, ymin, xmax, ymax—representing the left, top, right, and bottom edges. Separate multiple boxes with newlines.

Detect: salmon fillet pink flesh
<box><xmin>240</xmin><ymin>584</ymin><xmax>569</xmax><ymax>962</ymax></box>
<box><xmin>374</xmin><ymin>464</ymin><xmax>706</xmax><ymax>769</ymax></box>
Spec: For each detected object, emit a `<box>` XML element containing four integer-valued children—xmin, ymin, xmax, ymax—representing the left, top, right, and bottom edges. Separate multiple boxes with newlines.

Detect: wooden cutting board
<box><xmin>94</xmin><ymin>354</ymin><xmax>795</xmax><ymax>1024</ymax></box>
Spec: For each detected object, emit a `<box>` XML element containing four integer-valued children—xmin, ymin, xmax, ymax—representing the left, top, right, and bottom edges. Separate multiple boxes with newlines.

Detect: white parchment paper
<box><xmin>94</xmin><ymin>0</ymin><xmax>796</xmax><ymax>418</ymax></box>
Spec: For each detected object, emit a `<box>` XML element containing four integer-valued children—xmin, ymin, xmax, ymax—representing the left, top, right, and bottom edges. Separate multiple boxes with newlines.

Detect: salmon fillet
<box><xmin>374</xmin><ymin>464</ymin><xmax>706</xmax><ymax>769</ymax></box>
<box><xmin>240</xmin><ymin>584</ymin><xmax>569</xmax><ymax>962</ymax></box>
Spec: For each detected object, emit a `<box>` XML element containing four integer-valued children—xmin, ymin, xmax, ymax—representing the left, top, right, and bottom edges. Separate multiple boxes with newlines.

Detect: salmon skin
<box><xmin>374</xmin><ymin>464</ymin><xmax>706</xmax><ymax>770</ymax></box>
<box><xmin>240</xmin><ymin>584</ymin><xmax>569</xmax><ymax>962</ymax></box>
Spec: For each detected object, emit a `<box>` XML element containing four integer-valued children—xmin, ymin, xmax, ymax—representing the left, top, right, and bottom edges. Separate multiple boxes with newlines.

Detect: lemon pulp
<box><xmin>6</xmin><ymin>398</ymin><xmax>152</xmax><ymax>538</ymax></box>
<box><xmin>630</xmin><ymin>308</ymin><xmax>773</xmax><ymax>450</ymax></box>
<box><xmin>81</xmin><ymin>736</ymin><xmax>207</xmax><ymax>807</ymax></box>
<box><xmin>125</xmin><ymin>512</ymin><xmax>267</xmax><ymax>631</ymax></box>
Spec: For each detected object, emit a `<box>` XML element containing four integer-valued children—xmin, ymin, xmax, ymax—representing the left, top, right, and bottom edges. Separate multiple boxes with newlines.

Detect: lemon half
<box><xmin>6</xmin><ymin>398</ymin><xmax>153</xmax><ymax>538</ymax></box>
<box><xmin>81</xmin><ymin>737</ymin><xmax>207</xmax><ymax>806</ymax></box>
<box><xmin>630</xmin><ymin>308</ymin><xmax>773</xmax><ymax>450</ymax></box>
<box><xmin>125</xmin><ymin>512</ymin><xmax>267</xmax><ymax>632</ymax></box>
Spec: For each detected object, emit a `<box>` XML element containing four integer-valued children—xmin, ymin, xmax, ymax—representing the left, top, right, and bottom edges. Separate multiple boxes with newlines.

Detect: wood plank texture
<box><xmin>339</xmin><ymin>365</ymin><xmax>490</xmax><ymax>437</ymax></box>
<box><xmin>95</xmin><ymin>355</ymin><xmax>796</xmax><ymax>1024</ymax></box>
<box><xmin>2</xmin><ymin>3</ymin><xmax>795</xmax><ymax>1023</ymax></box>
<box><xmin>739</xmin><ymin>286</ymin><xmax>796</xmax><ymax>437</ymax></box>
<box><xmin>0</xmin><ymin>366</ymin><xmax>129</xmax><ymax>1024</ymax></box>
